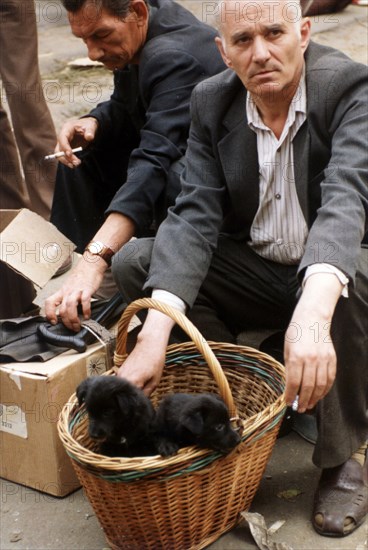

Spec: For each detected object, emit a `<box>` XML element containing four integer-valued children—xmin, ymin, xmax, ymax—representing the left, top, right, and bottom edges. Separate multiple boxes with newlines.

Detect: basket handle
<box><xmin>113</xmin><ymin>298</ymin><xmax>238</xmax><ymax>418</ymax></box>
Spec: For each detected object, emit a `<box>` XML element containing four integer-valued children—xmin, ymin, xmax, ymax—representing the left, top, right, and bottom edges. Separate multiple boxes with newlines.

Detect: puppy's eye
<box><xmin>215</xmin><ymin>423</ymin><xmax>225</xmax><ymax>432</ymax></box>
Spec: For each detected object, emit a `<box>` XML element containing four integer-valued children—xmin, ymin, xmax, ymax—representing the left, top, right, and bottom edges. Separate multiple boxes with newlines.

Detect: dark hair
<box><xmin>61</xmin><ymin>0</ymin><xmax>133</xmax><ymax>18</ymax></box>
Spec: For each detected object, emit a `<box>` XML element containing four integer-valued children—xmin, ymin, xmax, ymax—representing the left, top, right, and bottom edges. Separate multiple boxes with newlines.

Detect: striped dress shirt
<box><xmin>247</xmin><ymin>71</ymin><xmax>308</xmax><ymax>264</ymax></box>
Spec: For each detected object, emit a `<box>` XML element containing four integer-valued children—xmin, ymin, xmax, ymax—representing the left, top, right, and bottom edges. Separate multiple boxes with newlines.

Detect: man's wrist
<box><xmin>84</xmin><ymin>240</ymin><xmax>115</xmax><ymax>267</ymax></box>
<box><xmin>298</xmin><ymin>273</ymin><xmax>343</xmax><ymax>320</ymax></box>
<box><xmin>138</xmin><ymin>310</ymin><xmax>175</xmax><ymax>342</ymax></box>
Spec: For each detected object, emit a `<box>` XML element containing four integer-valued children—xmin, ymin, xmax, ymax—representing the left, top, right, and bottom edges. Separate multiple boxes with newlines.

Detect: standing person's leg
<box><xmin>0</xmin><ymin>0</ymin><xmax>57</xmax><ymax>219</ymax></box>
<box><xmin>0</xmin><ymin>102</ymin><xmax>31</xmax><ymax>209</ymax></box>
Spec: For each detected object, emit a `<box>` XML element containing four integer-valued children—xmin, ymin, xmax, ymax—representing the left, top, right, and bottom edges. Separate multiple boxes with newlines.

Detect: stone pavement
<box><xmin>1</xmin><ymin>2</ymin><xmax>367</xmax><ymax>549</ymax></box>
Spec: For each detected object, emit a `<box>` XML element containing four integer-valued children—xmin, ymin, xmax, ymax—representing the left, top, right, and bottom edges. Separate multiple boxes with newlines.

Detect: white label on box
<box><xmin>0</xmin><ymin>404</ymin><xmax>28</xmax><ymax>438</ymax></box>
<box><xmin>86</xmin><ymin>352</ymin><xmax>108</xmax><ymax>377</ymax></box>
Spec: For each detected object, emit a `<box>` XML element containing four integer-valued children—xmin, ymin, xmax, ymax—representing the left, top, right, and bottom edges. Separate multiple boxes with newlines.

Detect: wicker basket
<box><xmin>58</xmin><ymin>298</ymin><xmax>286</xmax><ymax>550</ymax></box>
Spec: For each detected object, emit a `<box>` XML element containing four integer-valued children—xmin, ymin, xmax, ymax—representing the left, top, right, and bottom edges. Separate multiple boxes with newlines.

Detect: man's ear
<box><xmin>130</xmin><ymin>0</ymin><xmax>149</xmax><ymax>26</ymax></box>
<box><xmin>76</xmin><ymin>379</ymin><xmax>90</xmax><ymax>405</ymax></box>
<box><xmin>181</xmin><ymin>410</ymin><xmax>204</xmax><ymax>435</ymax></box>
<box><xmin>215</xmin><ymin>36</ymin><xmax>232</xmax><ymax>69</ymax></box>
<box><xmin>300</xmin><ymin>17</ymin><xmax>311</xmax><ymax>53</ymax></box>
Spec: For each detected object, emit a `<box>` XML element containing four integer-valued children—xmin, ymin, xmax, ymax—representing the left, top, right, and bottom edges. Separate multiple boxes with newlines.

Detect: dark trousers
<box><xmin>50</xmin><ymin>113</ymin><xmax>139</xmax><ymax>253</ymax></box>
<box><xmin>112</xmin><ymin>236</ymin><xmax>368</xmax><ymax>469</ymax></box>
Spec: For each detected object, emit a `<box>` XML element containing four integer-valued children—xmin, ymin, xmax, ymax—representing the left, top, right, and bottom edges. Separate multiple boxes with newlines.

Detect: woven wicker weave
<box><xmin>58</xmin><ymin>298</ymin><xmax>286</xmax><ymax>550</ymax></box>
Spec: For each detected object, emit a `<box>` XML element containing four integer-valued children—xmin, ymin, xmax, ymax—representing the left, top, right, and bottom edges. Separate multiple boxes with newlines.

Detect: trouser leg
<box><xmin>112</xmin><ymin>237</ymin><xmax>236</xmax><ymax>342</ymax></box>
<box><xmin>51</xmin><ymin>144</ymin><xmax>132</xmax><ymax>252</ymax></box>
<box><xmin>113</xmin><ymin>235</ymin><xmax>299</xmax><ymax>341</ymax></box>
<box><xmin>0</xmin><ymin>101</ymin><xmax>36</xmax><ymax>317</ymax></box>
<box><xmin>0</xmin><ymin>102</ymin><xmax>31</xmax><ymax>209</ymax></box>
<box><xmin>193</xmin><ymin>236</ymin><xmax>299</xmax><ymax>334</ymax></box>
<box><xmin>0</xmin><ymin>0</ymin><xmax>56</xmax><ymax>219</ymax></box>
<box><xmin>313</xmin><ymin>246</ymin><xmax>368</xmax><ymax>468</ymax></box>
<box><xmin>51</xmin><ymin>141</ymin><xmax>183</xmax><ymax>253</ymax></box>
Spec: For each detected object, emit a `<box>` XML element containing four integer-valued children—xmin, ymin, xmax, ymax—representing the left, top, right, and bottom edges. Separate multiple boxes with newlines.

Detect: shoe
<box><xmin>312</xmin><ymin>456</ymin><xmax>368</xmax><ymax>536</ymax></box>
<box><xmin>292</xmin><ymin>411</ymin><xmax>318</xmax><ymax>444</ymax></box>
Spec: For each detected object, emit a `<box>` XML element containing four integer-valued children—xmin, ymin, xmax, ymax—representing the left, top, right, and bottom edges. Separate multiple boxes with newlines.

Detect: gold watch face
<box><xmin>85</xmin><ymin>241</ymin><xmax>114</xmax><ymax>266</ymax></box>
<box><xmin>87</xmin><ymin>241</ymin><xmax>104</xmax><ymax>255</ymax></box>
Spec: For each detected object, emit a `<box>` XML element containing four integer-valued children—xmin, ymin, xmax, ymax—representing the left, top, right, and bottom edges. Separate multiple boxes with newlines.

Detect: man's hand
<box><xmin>45</xmin><ymin>256</ymin><xmax>107</xmax><ymax>332</ymax></box>
<box><xmin>117</xmin><ymin>310</ymin><xmax>175</xmax><ymax>395</ymax></box>
<box><xmin>284</xmin><ymin>273</ymin><xmax>343</xmax><ymax>413</ymax></box>
<box><xmin>45</xmin><ymin>214</ymin><xmax>136</xmax><ymax>331</ymax></box>
<box><xmin>55</xmin><ymin>117</ymin><xmax>98</xmax><ymax>168</ymax></box>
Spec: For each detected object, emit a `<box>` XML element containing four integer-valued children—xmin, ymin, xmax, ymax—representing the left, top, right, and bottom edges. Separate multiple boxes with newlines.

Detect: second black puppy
<box><xmin>155</xmin><ymin>393</ymin><xmax>241</xmax><ymax>457</ymax></box>
<box><xmin>76</xmin><ymin>376</ymin><xmax>157</xmax><ymax>457</ymax></box>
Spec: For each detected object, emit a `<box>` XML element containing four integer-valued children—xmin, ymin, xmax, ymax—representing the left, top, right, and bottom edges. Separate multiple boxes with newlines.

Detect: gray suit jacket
<box><xmin>146</xmin><ymin>41</ymin><xmax>368</xmax><ymax>307</ymax></box>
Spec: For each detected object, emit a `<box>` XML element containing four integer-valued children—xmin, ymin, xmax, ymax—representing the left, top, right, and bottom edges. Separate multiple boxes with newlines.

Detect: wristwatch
<box><xmin>84</xmin><ymin>241</ymin><xmax>115</xmax><ymax>267</ymax></box>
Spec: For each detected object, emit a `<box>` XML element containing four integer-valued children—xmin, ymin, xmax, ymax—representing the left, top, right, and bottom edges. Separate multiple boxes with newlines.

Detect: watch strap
<box><xmin>85</xmin><ymin>241</ymin><xmax>115</xmax><ymax>267</ymax></box>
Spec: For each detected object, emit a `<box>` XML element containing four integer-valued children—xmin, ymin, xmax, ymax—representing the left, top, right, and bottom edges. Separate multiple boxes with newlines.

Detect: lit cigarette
<box><xmin>292</xmin><ymin>396</ymin><xmax>299</xmax><ymax>412</ymax></box>
<box><xmin>44</xmin><ymin>146</ymin><xmax>83</xmax><ymax>160</ymax></box>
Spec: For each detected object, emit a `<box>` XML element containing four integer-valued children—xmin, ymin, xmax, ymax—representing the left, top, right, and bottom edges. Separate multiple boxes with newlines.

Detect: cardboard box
<box><xmin>0</xmin><ymin>341</ymin><xmax>113</xmax><ymax>497</ymax></box>
<box><xmin>0</xmin><ymin>209</ymin><xmax>75</xmax><ymax>317</ymax></box>
<box><xmin>0</xmin><ymin>209</ymin><xmax>74</xmax><ymax>287</ymax></box>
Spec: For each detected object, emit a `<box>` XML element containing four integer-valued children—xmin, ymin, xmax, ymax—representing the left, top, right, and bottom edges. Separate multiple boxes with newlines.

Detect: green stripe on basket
<box><xmin>166</xmin><ymin>351</ymin><xmax>285</xmax><ymax>393</ymax></box>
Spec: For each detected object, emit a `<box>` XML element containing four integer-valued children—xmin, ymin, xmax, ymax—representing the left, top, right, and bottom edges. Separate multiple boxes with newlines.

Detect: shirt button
<box><xmin>276</xmin><ymin>238</ymin><xmax>283</xmax><ymax>245</ymax></box>
<box><xmin>275</xmin><ymin>193</ymin><xmax>281</xmax><ymax>200</ymax></box>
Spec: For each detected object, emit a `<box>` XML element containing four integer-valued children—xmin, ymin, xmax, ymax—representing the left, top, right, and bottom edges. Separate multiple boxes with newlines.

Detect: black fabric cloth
<box><xmin>0</xmin><ymin>298</ymin><xmax>126</xmax><ymax>362</ymax></box>
<box><xmin>50</xmin><ymin>0</ymin><xmax>225</xmax><ymax>252</ymax></box>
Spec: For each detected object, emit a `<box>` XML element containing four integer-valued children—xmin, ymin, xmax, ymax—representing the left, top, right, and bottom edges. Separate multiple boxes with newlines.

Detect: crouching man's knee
<box><xmin>111</xmin><ymin>237</ymin><xmax>154</xmax><ymax>302</ymax></box>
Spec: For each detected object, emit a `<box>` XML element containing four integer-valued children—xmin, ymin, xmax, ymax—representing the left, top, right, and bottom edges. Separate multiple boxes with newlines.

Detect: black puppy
<box><xmin>76</xmin><ymin>376</ymin><xmax>157</xmax><ymax>457</ymax></box>
<box><xmin>155</xmin><ymin>393</ymin><xmax>241</xmax><ymax>457</ymax></box>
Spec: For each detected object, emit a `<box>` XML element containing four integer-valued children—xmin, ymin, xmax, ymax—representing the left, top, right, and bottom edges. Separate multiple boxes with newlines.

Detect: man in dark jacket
<box><xmin>46</xmin><ymin>0</ymin><xmax>225</xmax><ymax>329</ymax></box>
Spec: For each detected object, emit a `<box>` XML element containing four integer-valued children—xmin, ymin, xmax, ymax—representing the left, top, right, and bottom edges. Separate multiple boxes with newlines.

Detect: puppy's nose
<box><xmin>226</xmin><ymin>430</ymin><xmax>241</xmax><ymax>449</ymax></box>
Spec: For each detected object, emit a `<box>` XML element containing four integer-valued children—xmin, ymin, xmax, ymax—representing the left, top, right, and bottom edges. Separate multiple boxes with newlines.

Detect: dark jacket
<box><xmin>89</xmin><ymin>0</ymin><xmax>225</xmax><ymax>231</ymax></box>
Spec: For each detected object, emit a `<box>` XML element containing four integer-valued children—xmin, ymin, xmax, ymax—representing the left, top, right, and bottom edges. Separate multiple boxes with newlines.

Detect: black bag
<box><xmin>0</xmin><ymin>293</ymin><xmax>125</xmax><ymax>362</ymax></box>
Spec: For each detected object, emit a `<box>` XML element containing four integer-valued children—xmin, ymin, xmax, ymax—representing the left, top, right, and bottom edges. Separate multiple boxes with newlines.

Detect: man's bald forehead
<box><xmin>215</xmin><ymin>0</ymin><xmax>302</xmax><ymax>31</ymax></box>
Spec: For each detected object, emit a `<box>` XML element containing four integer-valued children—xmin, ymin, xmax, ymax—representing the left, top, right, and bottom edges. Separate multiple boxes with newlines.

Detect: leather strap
<box><xmin>80</xmin><ymin>319</ymin><xmax>116</xmax><ymax>369</ymax></box>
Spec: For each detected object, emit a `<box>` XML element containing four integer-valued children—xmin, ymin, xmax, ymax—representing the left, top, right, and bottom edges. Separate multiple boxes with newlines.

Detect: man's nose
<box><xmin>85</xmin><ymin>39</ymin><xmax>104</xmax><ymax>61</ymax></box>
<box><xmin>252</xmin><ymin>36</ymin><xmax>271</xmax><ymax>64</ymax></box>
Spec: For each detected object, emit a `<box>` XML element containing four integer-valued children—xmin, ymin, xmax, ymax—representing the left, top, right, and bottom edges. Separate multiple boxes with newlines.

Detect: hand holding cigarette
<box><xmin>50</xmin><ymin>116</ymin><xmax>98</xmax><ymax>168</ymax></box>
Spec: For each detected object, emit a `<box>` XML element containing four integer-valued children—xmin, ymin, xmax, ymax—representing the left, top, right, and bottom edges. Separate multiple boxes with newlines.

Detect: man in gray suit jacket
<box><xmin>113</xmin><ymin>0</ymin><xmax>368</xmax><ymax>537</ymax></box>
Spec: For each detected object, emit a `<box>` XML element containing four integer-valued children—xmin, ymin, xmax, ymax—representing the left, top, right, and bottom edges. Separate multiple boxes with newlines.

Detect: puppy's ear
<box><xmin>181</xmin><ymin>410</ymin><xmax>204</xmax><ymax>435</ymax></box>
<box><xmin>76</xmin><ymin>378</ymin><xmax>91</xmax><ymax>406</ymax></box>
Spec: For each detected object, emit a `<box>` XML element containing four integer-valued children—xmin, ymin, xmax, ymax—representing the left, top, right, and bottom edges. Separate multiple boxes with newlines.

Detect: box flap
<box><xmin>0</xmin><ymin>209</ymin><xmax>75</xmax><ymax>288</ymax></box>
<box><xmin>0</xmin><ymin>342</ymin><xmax>108</xmax><ymax>377</ymax></box>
